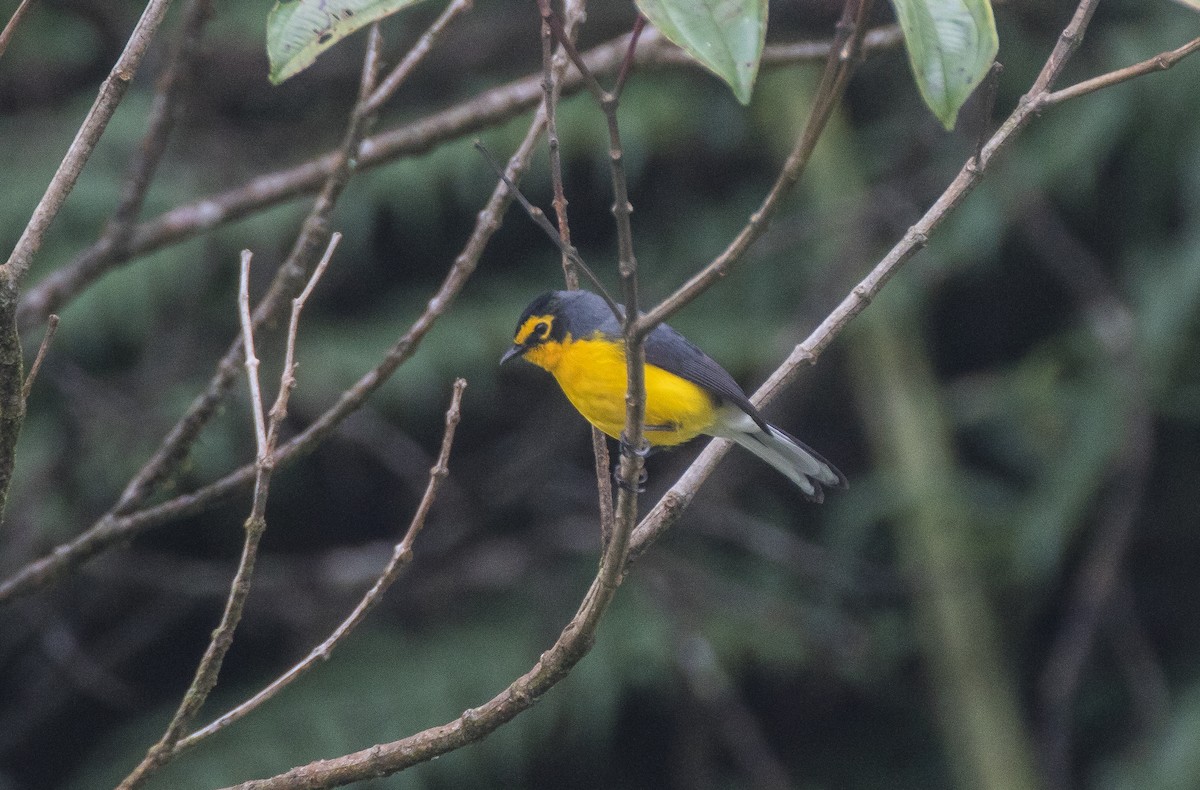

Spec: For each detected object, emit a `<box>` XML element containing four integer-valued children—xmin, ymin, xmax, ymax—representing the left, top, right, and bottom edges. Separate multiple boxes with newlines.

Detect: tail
<box><xmin>728</xmin><ymin>422</ymin><xmax>847</xmax><ymax>503</ymax></box>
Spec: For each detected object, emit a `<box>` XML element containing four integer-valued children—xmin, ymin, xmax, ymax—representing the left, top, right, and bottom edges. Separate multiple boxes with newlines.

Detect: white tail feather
<box><xmin>713</xmin><ymin>408</ymin><xmax>845</xmax><ymax>502</ymax></box>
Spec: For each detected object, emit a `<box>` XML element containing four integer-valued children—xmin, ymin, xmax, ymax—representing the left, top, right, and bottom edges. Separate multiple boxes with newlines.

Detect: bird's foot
<box><xmin>612</xmin><ymin>464</ymin><xmax>649</xmax><ymax>493</ymax></box>
<box><xmin>619</xmin><ymin>432</ymin><xmax>653</xmax><ymax>459</ymax></box>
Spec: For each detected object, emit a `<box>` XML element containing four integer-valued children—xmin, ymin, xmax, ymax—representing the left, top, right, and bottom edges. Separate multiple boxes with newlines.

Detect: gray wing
<box><xmin>644</xmin><ymin>322</ymin><xmax>770</xmax><ymax>432</ymax></box>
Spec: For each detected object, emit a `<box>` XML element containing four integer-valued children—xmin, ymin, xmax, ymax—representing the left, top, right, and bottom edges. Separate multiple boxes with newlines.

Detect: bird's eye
<box><xmin>534</xmin><ymin>321</ymin><xmax>549</xmax><ymax>339</ymax></box>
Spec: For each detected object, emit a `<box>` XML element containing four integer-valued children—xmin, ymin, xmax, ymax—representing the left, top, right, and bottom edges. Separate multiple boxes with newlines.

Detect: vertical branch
<box><xmin>238</xmin><ymin>252</ymin><xmax>268</xmax><ymax>457</ymax></box>
<box><xmin>539</xmin><ymin>1</ymin><xmax>648</xmax><ymax>529</ymax></box>
<box><xmin>540</xmin><ymin>0</ymin><xmax>616</xmax><ymax>537</ymax></box>
<box><xmin>0</xmin><ymin>277</ymin><xmax>24</xmax><ymax>528</ymax></box>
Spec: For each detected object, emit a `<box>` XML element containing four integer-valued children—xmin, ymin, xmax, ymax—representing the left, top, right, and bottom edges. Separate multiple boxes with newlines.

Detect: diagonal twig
<box><xmin>0</xmin><ymin>0</ymin><xmax>175</xmax><ymax>285</ymax></box>
<box><xmin>472</xmin><ymin>140</ymin><xmax>620</xmax><ymax>315</ymax></box>
<box><xmin>635</xmin><ymin>0</ymin><xmax>875</xmax><ymax>338</ymax></box>
<box><xmin>21</xmin><ymin>314</ymin><xmax>58</xmax><ymax>403</ymax></box>
<box><xmin>1043</xmin><ymin>33</ymin><xmax>1200</xmax><ymax>105</ymax></box>
<box><xmin>173</xmin><ymin>377</ymin><xmax>466</xmax><ymax>756</ymax></box>
<box><xmin>360</xmin><ymin>0</ymin><xmax>473</xmax><ymax>116</ymax></box>
<box><xmin>0</xmin><ymin>0</ymin><xmax>40</xmax><ymax>61</ymax></box>
<box><xmin>116</xmin><ymin>233</ymin><xmax>341</xmax><ymax>790</ymax></box>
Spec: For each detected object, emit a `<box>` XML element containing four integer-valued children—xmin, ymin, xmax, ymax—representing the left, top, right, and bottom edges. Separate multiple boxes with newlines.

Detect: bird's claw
<box><xmin>613</xmin><ymin>465</ymin><xmax>649</xmax><ymax>493</ymax></box>
<box><xmin>619</xmin><ymin>432</ymin><xmax>652</xmax><ymax>459</ymax></box>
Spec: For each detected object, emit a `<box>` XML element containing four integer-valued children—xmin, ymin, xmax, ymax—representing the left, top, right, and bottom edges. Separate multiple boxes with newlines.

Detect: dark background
<box><xmin>1</xmin><ymin>0</ymin><xmax>1198</xmax><ymax>787</ymax></box>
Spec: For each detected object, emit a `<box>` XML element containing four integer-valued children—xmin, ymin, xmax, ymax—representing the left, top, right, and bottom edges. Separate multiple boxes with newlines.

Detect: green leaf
<box><xmin>635</xmin><ymin>0</ymin><xmax>768</xmax><ymax>105</ymax></box>
<box><xmin>889</xmin><ymin>0</ymin><xmax>998</xmax><ymax>129</ymax></box>
<box><xmin>266</xmin><ymin>0</ymin><xmax>431</xmax><ymax>84</ymax></box>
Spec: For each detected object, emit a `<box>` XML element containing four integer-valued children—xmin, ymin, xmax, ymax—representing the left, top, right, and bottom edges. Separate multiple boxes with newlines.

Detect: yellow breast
<box><xmin>530</xmin><ymin>334</ymin><xmax>718</xmax><ymax>446</ymax></box>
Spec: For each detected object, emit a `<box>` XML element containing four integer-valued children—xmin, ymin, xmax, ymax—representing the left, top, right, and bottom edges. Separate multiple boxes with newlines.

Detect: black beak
<box><xmin>499</xmin><ymin>344</ymin><xmax>523</xmax><ymax>365</ymax></box>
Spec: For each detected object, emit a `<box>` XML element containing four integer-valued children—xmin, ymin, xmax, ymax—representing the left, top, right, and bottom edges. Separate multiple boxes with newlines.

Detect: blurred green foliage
<box><xmin>1</xmin><ymin>1</ymin><xmax>1199</xmax><ymax>789</ymax></box>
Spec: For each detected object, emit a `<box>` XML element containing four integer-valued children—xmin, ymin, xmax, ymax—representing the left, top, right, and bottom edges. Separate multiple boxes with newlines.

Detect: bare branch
<box><xmin>611</xmin><ymin>15</ymin><xmax>646</xmax><ymax>99</ymax></box>
<box><xmin>268</xmin><ymin>232</ymin><xmax>342</xmax><ymax>441</ymax></box>
<box><xmin>0</xmin><ymin>0</ymin><xmax>39</xmax><ymax>61</ymax></box>
<box><xmin>238</xmin><ymin>251</ymin><xmax>268</xmax><ymax>458</ymax></box>
<box><xmin>636</xmin><ymin>0</ymin><xmax>875</xmax><ymax>337</ymax></box>
<box><xmin>21</xmin><ymin>314</ymin><xmax>58</xmax><ymax>403</ymax></box>
<box><xmin>361</xmin><ymin>0</ymin><xmax>474</xmax><ymax>116</ymax></box>
<box><xmin>538</xmin><ymin>0</ymin><xmax>616</xmax><ymax>539</ymax></box>
<box><xmin>174</xmin><ymin>378</ymin><xmax>466</xmax><ymax>755</ymax></box>
<box><xmin>95</xmin><ymin>0</ymin><xmax>213</xmax><ymax>263</ymax></box>
<box><xmin>116</xmin><ymin>230</ymin><xmax>338</xmax><ymax>790</ymax></box>
<box><xmin>0</xmin><ymin>0</ymin><xmax>174</xmax><ymax>284</ymax></box>
<box><xmin>472</xmin><ymin>140</ymin><xmax>619</xmax><ymax>315</ymax></box>
<box><xmin>1043</xmin><ymin>34</ymin><xmax>1200</xmax><ymax>105</ymax></box>
<box><xmin>109</xmin><ymin>22</ymin><xmax>383</xmax><ymax>518</ymax></box>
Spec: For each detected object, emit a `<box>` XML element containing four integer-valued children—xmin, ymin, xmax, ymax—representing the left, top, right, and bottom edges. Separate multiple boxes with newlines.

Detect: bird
<box><xmin>500</xmin><ymin>289</ymin><xmax>846</xmax><ymax>501</ymax></box>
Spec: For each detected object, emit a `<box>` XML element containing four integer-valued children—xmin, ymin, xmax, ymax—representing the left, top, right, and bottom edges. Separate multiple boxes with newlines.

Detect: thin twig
<box><xmin>0</xmin><ymin>0</ymin><xmax>175</xmax><ymax>284</ymax></box>
<box><xmin>635</xmin><ymin>0</ymin><xmax>875</xmax><ymax>338</ymax></box>
<box><xmin>174</xmin><ymin>378</ymin><xmax>466</xmax><ymax>755</ymax></box>
<box><xmin>116</xmin><ymin>232</ymin><xmax>339</xmax><ymax>790</ymax></box>
<box><xmin>360</xmin><ymin>0</ymin><xmax>473</xmax><ymax>116</ymax></box>
<box><xmin>472</xmin><ymin>140</ymin><xmax>620</xmax><ymax>316</ymax></box>
<box><xmin>270</xmin><ymin>232</ymin><xmax>342</xmax><ymax>440</ymax></box>
<box><xmin>103</xmin><ymin>0</ymin><xmax>212</xmax><ymax>257</ymax></box>
<box><xmin>612</xmin><ymin>15</ymin><xmax>646</xmax><ymax>98</ymax></box>
<box><xmin>973</xmin><ymin>62</ymin><xmax>1004</xmax><ymax>166</ymax></box>
<box><xmin>30</xmin><ymin>0</ymin><xmax>212</xmax><ymax>329</ymax></box>
<box><xmin>543</xmin><ymin>8</ymin><xmax>575</xmax><ymax>290</ymax></box>
<box><xmin>1043</xmin><ymin>34</ymin><xmax>1200</xmax><ymax>105</ymax></box>
<box><xmin>539</xmin><ymin>0</ymin><xmax>648</xmax><ymax>506</ymax></box>
<box><xmin>238</xmin><ymin>252</ymin><xmax>267</xmax><ymax>458</ymax></box>
<box><xmin>0</xmin><ymin>0</ymin><xmax>175</xmax><ymax>529</ymax></box>
<box><xmin>21</xmin><ymin>314</ymin><xmax>58</xmax><ymax>403</ymax></box>
<box><xmin>538</xmin><ymin>0</ymin><xmax>608</xmax><ymax>103</ymax></box>
<box><xmin>0</xmin><ymin>0</ymin><xmax>39</xmax><ymax>61</ymax></box>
